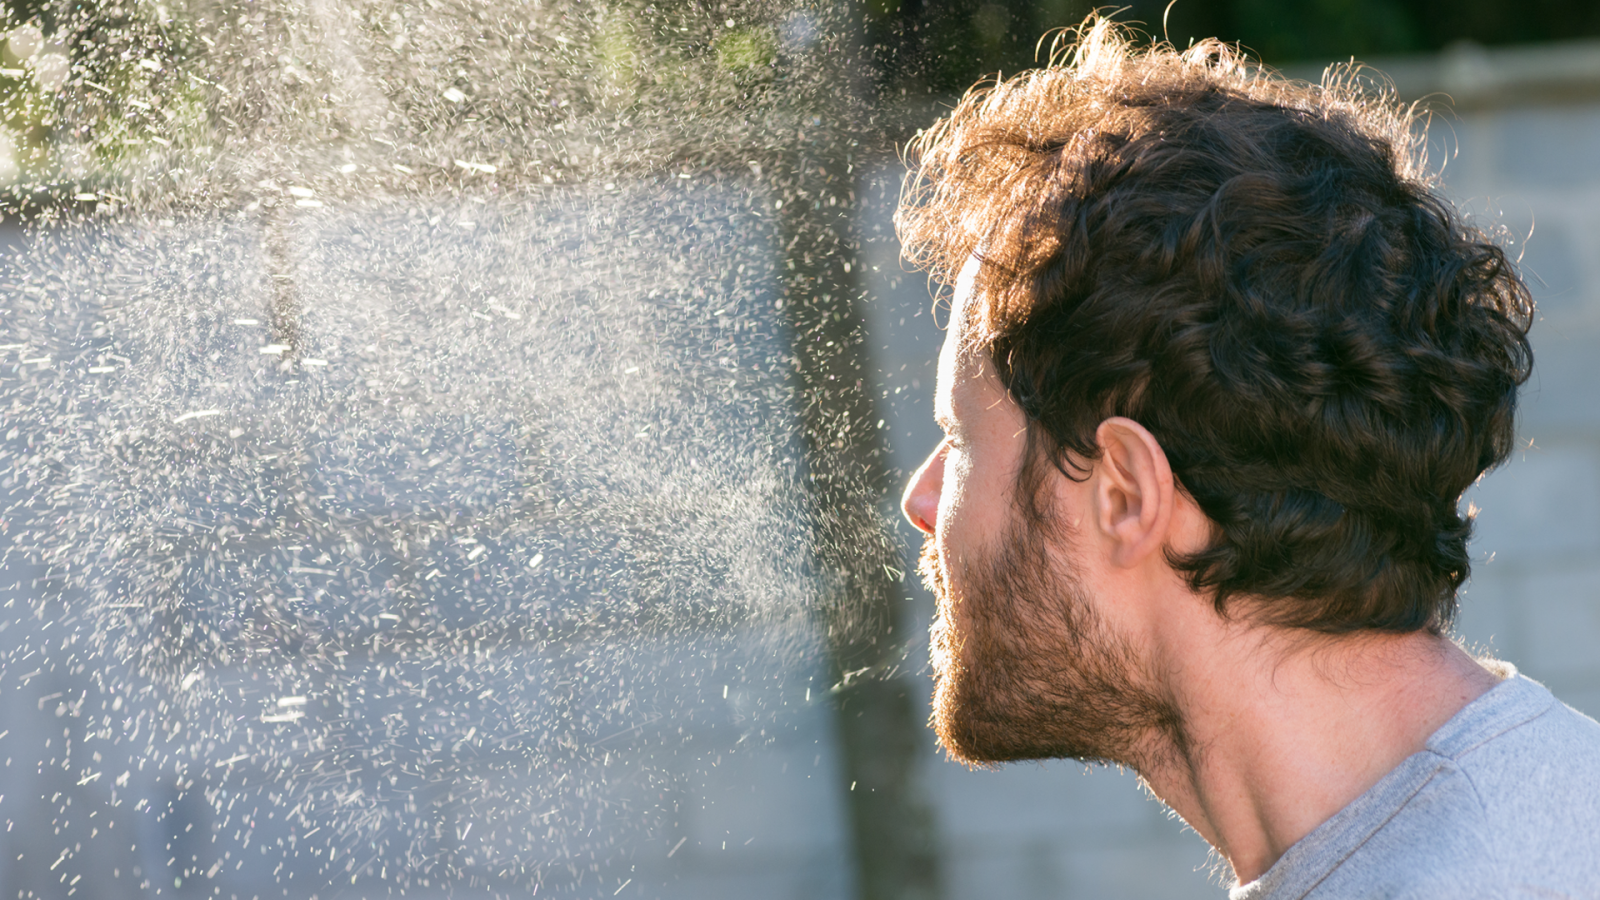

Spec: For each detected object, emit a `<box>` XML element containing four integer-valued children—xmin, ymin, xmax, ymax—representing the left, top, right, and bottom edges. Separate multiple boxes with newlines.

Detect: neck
<box><xmin>1131</xmin><ymin>623</ymin><xmax>1500</xmax><ymax>885</ymax></box>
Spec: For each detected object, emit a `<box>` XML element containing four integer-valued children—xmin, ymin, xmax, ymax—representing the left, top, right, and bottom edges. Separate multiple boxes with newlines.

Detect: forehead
<box><xmin>936</xmin><ymin>258</ymin><xmax>987</xmax><ymax>420</ymax></box>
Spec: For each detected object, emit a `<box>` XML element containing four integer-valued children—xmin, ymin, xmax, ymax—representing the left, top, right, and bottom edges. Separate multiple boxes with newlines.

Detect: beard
<box><xmin>922</xmin><ymin>519</ymin><xmax>1181</xmax><ymax>769</ymax></box>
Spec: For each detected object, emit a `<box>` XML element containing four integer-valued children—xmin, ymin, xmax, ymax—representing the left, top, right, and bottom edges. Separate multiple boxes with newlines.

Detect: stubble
<box><xmin>921</xmin><ymin>520</ymin><xmax>1182</xmax><ymax>769</ymax></box>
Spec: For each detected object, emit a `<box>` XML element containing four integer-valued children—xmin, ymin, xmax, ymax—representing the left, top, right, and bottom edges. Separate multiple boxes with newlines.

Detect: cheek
<box><xmin>935</xmin><ymin>442</ymin><xmax>1013</xmax><ymax>553</ymax></box>
<box><xmin>933</xmin><ymin>447</ymin><xmax>976</xmax><ymax>550</ymax></box>
<box><xmin>936</xmin><ymin>447</ymin><xmax>967</xmax><ymax>515</ymax></box>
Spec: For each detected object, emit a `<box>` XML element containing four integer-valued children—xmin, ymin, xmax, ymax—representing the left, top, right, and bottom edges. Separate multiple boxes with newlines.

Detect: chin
<box><xmin>921</xmin><ymin>531</ymin><xmax>1176</xmax><ymax>770</ymax></box>
<box><xmin>928</xmin><ymin>611</ymin><xmax>1051</xmax><ymax>765</ymax></box>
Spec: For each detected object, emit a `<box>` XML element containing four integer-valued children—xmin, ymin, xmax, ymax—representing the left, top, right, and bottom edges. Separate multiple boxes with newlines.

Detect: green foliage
<box><xmin>716</xmin><ymin>25</ymin><xmax>778</xmax><ymax>72</ymax></box>
<box><xmin>869</xmin><ymin>0</ymin><xmax>1600</xmax><ymax>101</ymax></box>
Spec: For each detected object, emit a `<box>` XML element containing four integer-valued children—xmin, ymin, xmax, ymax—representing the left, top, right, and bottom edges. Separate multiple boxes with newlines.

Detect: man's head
<box><xmin>897</xmin><ymin>19</ymin><xmax>1533</xmax><ymax>766</ymax></box>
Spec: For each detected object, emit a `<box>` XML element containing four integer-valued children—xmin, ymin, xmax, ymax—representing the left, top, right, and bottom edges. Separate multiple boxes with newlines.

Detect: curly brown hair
<box><xmin>896</xmin><ymin>18</ymin><xmax>1534</xmax><ymax>634</ymax></box>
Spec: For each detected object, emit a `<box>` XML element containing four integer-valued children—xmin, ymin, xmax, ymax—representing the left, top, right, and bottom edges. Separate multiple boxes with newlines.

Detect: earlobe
<box><xmin>1094</xmin><ymin>417</ymin><xmax>1176</xmax><ymax>568</ymax></box>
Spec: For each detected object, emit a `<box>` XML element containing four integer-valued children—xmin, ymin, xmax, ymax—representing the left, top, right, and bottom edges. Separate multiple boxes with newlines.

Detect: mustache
<box><xmin>919</xmin><ymin>537</ymin><xmax>953</xmax><ymax>677</ymax></box>
<box><xmin>917</xmin><ymin>535</ymin><xmax>944</xmax><ymax>598</ymax></box>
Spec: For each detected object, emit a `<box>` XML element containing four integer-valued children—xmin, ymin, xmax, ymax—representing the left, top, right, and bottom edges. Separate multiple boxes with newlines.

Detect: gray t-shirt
<box><xmin>1231</xmin><ymin>664</ymin><xmax>1600</xmax><ymax>900</ymax></box>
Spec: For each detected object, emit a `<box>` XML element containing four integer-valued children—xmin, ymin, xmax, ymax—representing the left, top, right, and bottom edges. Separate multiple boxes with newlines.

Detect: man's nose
<box><xmin>901</xmin><ymin>441</ymin><xmax>947</xmax><ymax>535</ymax></box>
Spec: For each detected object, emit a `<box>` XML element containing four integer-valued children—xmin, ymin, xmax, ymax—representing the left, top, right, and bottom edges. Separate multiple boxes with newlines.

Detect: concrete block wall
<box><xmin>1441</xmin><ymin>99</ymin><xmax>1600</xmax><ymax>720</ymax></box>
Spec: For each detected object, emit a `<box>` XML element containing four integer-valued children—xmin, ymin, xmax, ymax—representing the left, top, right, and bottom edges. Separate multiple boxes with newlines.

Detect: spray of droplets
<box><xmin>0</xmin><ymin>0</ymin><xmax>897</xmax><ymax>894</ymax></box>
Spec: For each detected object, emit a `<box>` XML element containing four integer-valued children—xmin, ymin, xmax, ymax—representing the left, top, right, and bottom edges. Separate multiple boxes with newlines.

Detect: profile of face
<box><xmin>901</xmin><ymin>262</ymin><xmax>1175</xmax><ymax>768</ymax></box>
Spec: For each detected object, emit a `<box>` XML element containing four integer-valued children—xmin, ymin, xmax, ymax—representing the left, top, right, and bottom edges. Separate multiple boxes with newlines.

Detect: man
<box><xmin>894</xmin><ymin>18</ymin><xmax>1600</xmax><ymax>899</ymax></box>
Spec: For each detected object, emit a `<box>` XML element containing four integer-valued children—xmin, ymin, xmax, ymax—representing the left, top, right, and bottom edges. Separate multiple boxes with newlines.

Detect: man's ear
<box><xmin>1092</xmin><ymin>417</ymin><xmax>1176</xmax><ymax>569</ymax></box>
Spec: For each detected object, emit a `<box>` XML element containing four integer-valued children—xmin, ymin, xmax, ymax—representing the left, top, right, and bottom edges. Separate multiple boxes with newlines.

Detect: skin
<box><xmin>901</xmin><ymin>262</ymin><xmax>1501</xmax><ymax>884</ymax></box>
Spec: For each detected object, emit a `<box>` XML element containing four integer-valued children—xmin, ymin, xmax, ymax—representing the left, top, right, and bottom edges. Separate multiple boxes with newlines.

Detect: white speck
<box><xmin>173</xmin><ymin>409</ymin><xmax>221</xmax><ymax>423</ymax></box>
<box><xmin>302</xmin><ymin>358</ymin><xmax>327</xmax><ymax>366</ymax></box>
<box><xmin>294</xmin><ymin>198</ymin><xmax>323</xmax><ymax>208</ymax></box>
<box><xmin>233</xmin><ymin>317</ymin><xmax>260</xmax><ymax>325</ymax></box>
<box><xmin>467</xmin><ymin>544</ymin><xmax>487</xmax><ymax>561</ymax></box>
<box><xmin>276</xmin><ymin>696</ymin><xmax>307</xmax><ymax>708</ymax></box>
<box><xmin>378</xmin><ymin>613</ymin><xmax>400</xmax><ymax>622</ymax></box>
<box><xmin>288</xmin><ymin>186</ymin><xmax>315</xmax><ymax>198</ymax></box>
<box><xmin>259</xmin><ymin>711</ymin><xmax>303</xmax><ymax>723</ymax></box>
<box><xmin>454</xmin><ymin>159</ymin><xmax>497</xmax><ymax>174</ymax></box>
<box><xmin>722</xmin><ymin>684</ymin><xmax>728</xmax><ymax>699</ymax></box>
<box><xmin>87</xmin><ymin>366</ymin><xmax>115</xmax><ymax>374</ymax></box>
<box><xmin>259</xmin><ymin>344</ymin><xmax>290</xmax><ymax>355</ymax></box>
<box><xmin>6</xmin><ymin>25</ymin><xmax>42</xmax><ymax>60</ymax></box>
<box><xmin>138</xmin><ymin>58</ymin><xmax>161</xmax><ymax>71</ymax></box>
<box><xmin>339</xmin><ymin>163</ymin><xmax>357</xmax><ymax>173</ymax></box>
<box><xmin>527</xmin><ymin>553</ymin><xmax>544</xmax><ymax>570</ymax></box>
<box><xmin>392</xmin><ymin>163</ymin><xmax>414</xmax><ymax>174</ymax></box>
<box><xmin>73</xmin><ymin>193</ymin><xmax>97</xmax><ymax>202</ymax></box>
<box><xmin>180</xmin><ymin>671</ymin><xmax>202</xmax><ymax>690</ymax></box>
<box><xmin>214</xmin><ymin>754</ymin><xmax>249</xmax><ymax>768</ymax></box>
<box><xmin>442</xmin><ymin>86</ymin><xmax>467</xmax><ymax>103</ymax></box>
<box><xmin>457</xmin><ymin>220</ymin><xmax>477</xmax><ymax>230</ymax></box>
<box><xmin>21</xmin><ymin>356</ymin><xmax>49</xmax><ymax>366</ymax></box>
<box><xmin>624</xmin><ymin>366</ymin><xmax>639</xmax><ymax>374</ymax></box>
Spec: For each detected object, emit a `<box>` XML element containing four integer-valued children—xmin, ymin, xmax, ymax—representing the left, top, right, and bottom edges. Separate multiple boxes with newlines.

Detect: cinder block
<box><xmin>1056</xmin><ymin>833</ymin><xmax>1223</xmax><ymax>900</ymax></box>
<box><xmin>942</xmin><ymin>838</ymin><xmax>1068</xmax><ymax>900</ymax></box>
<box><xmin>647</xmin><ymin>854</ymin><xmax>851</xmax><ymax>900</ymax></box>
<box><xmin>1454</xmin><ymin>568</ymin><xmax>1523</xmax><ymax>661</ymax></box>
<box><xmin>679</xmin><ymin>739</ymin><xmax>850</xmax><ymax>856</ymax></box>
<box><xmin>1515</xmin><ymin>563</ymin><xmax>1600</xmax><ymax>682</ymax></box>
<box><xmin>1516</xmin><ymin>331</ymin><xmax>1600</xmax><ymax>433</ymax></box>
<box><xmin>1464</xmin><ymin>442</ymin><xmax>1600</xmax><ymax>563</ymax></box>
<box><xmin>1515</xmin><ymin>216</ymin><xmax>1588</xmax><ymax>313</ymax></box>
<box><xmin>1490</xmin><ymin>102</ymin><xmax>1600</xmax><ymax>189</ymax></box>
<box><xmin>930</xmin><ymin>757</ymin><xmax>1168</xmax><ymax>842</ymax></box>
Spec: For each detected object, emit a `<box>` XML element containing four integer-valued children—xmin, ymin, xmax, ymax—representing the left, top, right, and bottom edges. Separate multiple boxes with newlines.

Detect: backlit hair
<box><xmin>897</xmin><ymin>17</ymin><xmax>1534</xmax><ymax>633</ymax></box>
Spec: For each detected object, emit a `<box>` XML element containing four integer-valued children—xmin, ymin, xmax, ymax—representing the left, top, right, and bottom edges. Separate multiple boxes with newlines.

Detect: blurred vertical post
<box><xmin>774</xmin><ymin>5</ymin><xmax>943</xmax><ymax>898</ymax></box>
<box><xmin>261</xmin><ymin>199</ymin><xmax>302</xmax><ymax>359</ymax></box>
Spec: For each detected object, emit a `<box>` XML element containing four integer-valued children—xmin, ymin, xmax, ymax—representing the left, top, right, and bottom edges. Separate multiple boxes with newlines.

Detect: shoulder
<box><xmin>1378</xmin><ymin>677</ymin><xmax>1600</xmax><ymax>895</ymax></box>
<box><xmin>1304</xmin><ymin>676</ymin><xmax>1600</xmax><ymax>899</ymax></box>
<box><xmin>1446</xmin><ymin>677</ymin><xmax>1600</xmax><ymax>825</ymax></box>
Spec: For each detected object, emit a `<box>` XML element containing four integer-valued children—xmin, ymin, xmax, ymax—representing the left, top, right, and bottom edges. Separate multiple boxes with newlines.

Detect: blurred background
<box><xmin>1</xmin><ymin>0</ymin><xmax>1598</xmax><ymax>898</ymax></box>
